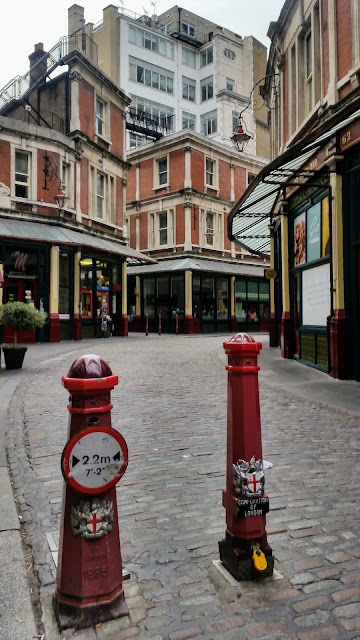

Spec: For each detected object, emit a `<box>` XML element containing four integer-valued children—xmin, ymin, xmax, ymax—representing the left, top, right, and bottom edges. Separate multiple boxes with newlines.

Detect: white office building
<box><xmin>68</xmin><ymin>4</ymin><xmax>269</xmax><ymax>158</ymax></box>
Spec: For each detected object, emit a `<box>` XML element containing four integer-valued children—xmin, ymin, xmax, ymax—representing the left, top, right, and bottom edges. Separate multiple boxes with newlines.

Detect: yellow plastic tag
<box><xmin>252</xmin><ymin>548</ymin><xmax>267</xmax><ymax>572</ymax></box>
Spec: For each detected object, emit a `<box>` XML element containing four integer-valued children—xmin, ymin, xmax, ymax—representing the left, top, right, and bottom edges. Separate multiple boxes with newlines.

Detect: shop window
<box><xmin>96</xmin><ymin>260</ymin><xmax>110</xmax><ymax>319</ymax></box>
<box><xmin>200</xmin><ymin>46</ymin><xmax>213</xmax><ymax>67</ymax></box>
<box><xmin>293</xmin><ymin>195</ymin><xmax>329</xmax><ymax>267</ymax></box>
<box><xmin>216</xmin><ymin>279</ymin><xmax>228</xmax><ymax>319</ymax></box>
<box><xmin>157</xmin><ymin>277</ymin><xmax>170</xmax><ymax>318</ymax></box>
<box><xmin>80</xmin><ymin>258</ymin><xmax>93</xmax><ymax>318</ymax></box>
<box><xmin>15</xmin><ymin>151</ymin><xmax>30</xmax><ymax>198</ymax></box>
<box><xmin>59</xmin><ymin>252</ymin><xmax>70</xmax><ymax>316</ymax></box>
<box><xmin>202</xmin><ymin>277</ymin><xmax>215</xmax><ymax>319</ymax></box>
<box><xmin>143</xmin><ymin>277</ymin><xmax>155</xmax><ymax>317</ymax></box>
<box><xmin>192</xmin><ymin>274</ymin><xmax>200</xmax><ymax>319</ymax></box>
<box><xmin>171</xmin><ymin>275</ymin><xmax>184</xmax><ymax>318</ymax></box>
<box><xmin>201</xmin><ymin>77</ymin><xmax>214</xmax><ymax>102</ymax></box>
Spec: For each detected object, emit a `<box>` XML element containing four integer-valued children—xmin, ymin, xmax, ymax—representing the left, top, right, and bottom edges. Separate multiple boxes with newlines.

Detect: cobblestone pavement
<box><xmin>5</xmin><ymin>334</ymin><xmax>360</xmax><ymax>640</ymax></box>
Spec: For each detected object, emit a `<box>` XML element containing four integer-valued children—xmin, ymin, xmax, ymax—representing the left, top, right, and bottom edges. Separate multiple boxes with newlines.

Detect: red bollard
<box><xmin>219</xmin><ymin>334</ymin><xmax>273</xmax><ymax>580</ymax></box>
<box><xmin>145</xmin><ymin>313</ymin><xmax>148</xmax><ymax>336</ymax></box>
<box><xmin>158</xmin><ymin>313</ymin><xmax>161</xmax><ymax>335</ymax></box>
<box><xmin>53</xmin><ymin>354</ymin><xmax>129</xmax><ymax>630</ymax></box>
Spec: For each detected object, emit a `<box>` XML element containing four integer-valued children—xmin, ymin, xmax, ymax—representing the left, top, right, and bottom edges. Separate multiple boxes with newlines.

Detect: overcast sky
<box><xmin>0</xmin><ymin>0</ymin><xmax>284</xmax><ymax>89</ymax></box>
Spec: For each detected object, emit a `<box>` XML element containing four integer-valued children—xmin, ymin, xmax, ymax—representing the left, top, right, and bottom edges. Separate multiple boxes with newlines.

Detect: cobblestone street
<box><xmin>5</xmin><ymin>334</ymin><xmax>360</xmax><ymax>640</ymax></box>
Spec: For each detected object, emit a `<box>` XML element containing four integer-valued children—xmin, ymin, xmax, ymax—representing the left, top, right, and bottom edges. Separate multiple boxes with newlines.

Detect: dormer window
<box><xmin>182</xmin><ymin>21</ymin><xmax>196</xmax><ymax>37</ymax></box>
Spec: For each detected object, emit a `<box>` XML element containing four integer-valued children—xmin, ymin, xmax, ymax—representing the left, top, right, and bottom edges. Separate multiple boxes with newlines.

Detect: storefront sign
<box><xmin>302</xmin><ymin>263</ymin><xmax>330</xmax><ymax>326</ymax></box>
<box><xmin>340</xmin><ymin>119</ymin><xmax>360</xmax><ymax>152</ymax></box>
<box><xmin>306</xmin><ymin>202</ymin><xmax>321</xmax><ymax>262</ymax></box>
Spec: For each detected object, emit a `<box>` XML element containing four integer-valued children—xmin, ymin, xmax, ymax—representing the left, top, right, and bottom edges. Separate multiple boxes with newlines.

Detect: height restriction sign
<box><xmin>61</xmin><ymin>426</ymin><xmax>128</xmax><ymax>494</ymax></box>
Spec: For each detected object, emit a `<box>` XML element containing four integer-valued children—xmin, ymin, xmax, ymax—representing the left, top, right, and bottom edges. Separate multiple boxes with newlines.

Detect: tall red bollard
<box><xmin>219</xmin><ymin>334</ymin><xmax>273</xmax><ymax>580</ymax></box>
<box><xmin>53</xmin><ymin>354</ymin><xmax>129</xmax><ymax>630</ymax></box>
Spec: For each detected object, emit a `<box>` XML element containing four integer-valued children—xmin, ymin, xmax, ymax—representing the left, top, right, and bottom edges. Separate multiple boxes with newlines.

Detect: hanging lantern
<box><xmin>231</xmin><ymin>118</ymin><xmax>252</xmax><ymax>152</ymax></box>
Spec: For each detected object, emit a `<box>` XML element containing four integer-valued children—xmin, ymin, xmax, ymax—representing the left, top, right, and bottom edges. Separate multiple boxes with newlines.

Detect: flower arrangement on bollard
<box><xmin>0</xmin><ymin>302</ymin><xmax>48</xmax><ymax>369</ymax></box>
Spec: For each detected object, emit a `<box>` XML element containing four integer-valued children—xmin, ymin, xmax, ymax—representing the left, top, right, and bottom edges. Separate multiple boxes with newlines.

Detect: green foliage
<box><xmin>0</xmin><ymin>302</ymin><xmax>47</xmax><ymax>345</ymax></box>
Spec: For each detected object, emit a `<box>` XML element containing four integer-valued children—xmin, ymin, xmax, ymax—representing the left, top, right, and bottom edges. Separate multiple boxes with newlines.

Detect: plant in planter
<box><xmin>0</xmin><ymin>302</ymin><xmax>48</xmax><ymax>369</ymax></box>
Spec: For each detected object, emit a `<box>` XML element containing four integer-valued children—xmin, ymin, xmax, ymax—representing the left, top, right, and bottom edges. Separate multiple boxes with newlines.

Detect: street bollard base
<box><xmin>53</xmin><ymin>588</ymin><xmax>129</xmax><ymax>631</ymax></box>
<box><xmin>219</xmin><ymin>530</ymin><xmax>274</xmax><ymax>581</ymax></box>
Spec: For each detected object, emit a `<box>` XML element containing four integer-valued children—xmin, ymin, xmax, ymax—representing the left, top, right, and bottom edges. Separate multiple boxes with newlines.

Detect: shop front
<box><xmin>128</xmin><ymin>256</ymin><xmax>269</xmax><ymax>334</ymax></box>
<box><xmin>0</xmin><ymin>219</ymin><xmax>154</xmax><ymax>343</ymax></box>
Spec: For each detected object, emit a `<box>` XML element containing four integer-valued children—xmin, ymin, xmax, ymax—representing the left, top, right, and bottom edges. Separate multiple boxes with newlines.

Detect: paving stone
<box><xmin>332</xmin><ymin>602</ymin><xmax>360</xmax><ymax>618</ymax></box>
<box><xmin>292</xmin><ymin>595</ymin><xmax>331</xmax><ymax>613</ymax></box>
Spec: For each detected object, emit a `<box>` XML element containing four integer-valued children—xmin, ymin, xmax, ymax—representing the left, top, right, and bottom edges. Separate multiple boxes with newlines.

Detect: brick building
<box><xmin>229</xmin><ymin>0</ymin><xmax>360</xmax><ymax>379</ymax></box>
<box><xmin>126</xmin><ymin>130</ymin><xmax>270</xmax><ymax>334</ymax></box>
<box><xmin>0</xmin><ymin>41</ymin><xmax>152</xmax><ymax>343</ymax></box>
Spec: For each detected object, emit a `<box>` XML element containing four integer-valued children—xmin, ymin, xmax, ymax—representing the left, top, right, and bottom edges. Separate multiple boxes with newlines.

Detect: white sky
<box><xmin>0</xmin><ymin>0</ymin><xmax>284</xmax><ymax>89</ymax></box>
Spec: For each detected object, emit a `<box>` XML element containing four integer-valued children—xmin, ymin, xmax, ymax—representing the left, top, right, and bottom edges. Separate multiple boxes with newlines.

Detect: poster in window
<box><xmin>322</xmin><ymin>197</ymin><xmax>330</xmax><ymax>257</ymax></box>
<box><xmin>306</xmin><ymin>202</ymin><xmax>321</xmax><ymax>262</ymax></box>
<box><xmin>294</xmin><ymin>213</ymin><xmax>306</xmax><ymax>265</ymax></box>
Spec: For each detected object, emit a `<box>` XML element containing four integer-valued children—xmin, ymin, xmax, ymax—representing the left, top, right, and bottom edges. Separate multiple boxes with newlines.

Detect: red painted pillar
<box><xmin>53</xmin><ymin>355</ymin><xmax>129</xmax><ymax>630</ymax></box>
<box><xmin>219</xmin><ymin>333</ymin><xmax>273</xmax><ymax>580</ymax></box>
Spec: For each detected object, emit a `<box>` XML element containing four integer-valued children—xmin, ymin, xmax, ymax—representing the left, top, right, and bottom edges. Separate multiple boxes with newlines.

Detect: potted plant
<box><xmin>0</xmin><ymin>302</ymin><xmax>48</xmax><ymax>369</ymax></box>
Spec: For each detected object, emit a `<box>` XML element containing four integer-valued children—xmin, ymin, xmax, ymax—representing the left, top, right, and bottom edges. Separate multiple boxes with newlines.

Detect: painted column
<box><xmin>184</xmin><ymin>202</ymin><xmax>192</xmax><ymax>252</ymax></box>
<box><xmin>268</xmin><ymin>226</ymin><xmax>277</xmax><ymax>347</ymax></box>
<box><xmin>73</xmin><ymin>251</ymin><xmax>82</xmax><ymax>340</ymax></box>
<box><xmin>280</xmin><ymin>204</ymin><xmax>291</xmax><ymax>358</ymax></box>
<box><xmin>121</xmin><ymin>261</ymin><xmax>128</xmax><ymax>336</ymax></box>
<box><xmin>49</xmin><ymin>246</ymin><xmax>61</xmax><ymax>342</ymax></box>
<box><xmin>135</xmin><ymin>214</ymin><xmax>140</xmax><ymax>252</ymax></box>
<box><xmin>230</xmin><ymin>276</ymin><xmax>236</xmax><ymax>332</ymax></box>
<box><xmin>326</xmin><ymin>155</ymin><xmax>346</xmax><ymax>379</ymax></box>
<box><xmin>327</xmin><ymin>0</ymin><xmax>338</xmax><ymax>105</ymax></box>
<box><xmin>75</xmin><ymin>162</ymin><xmax>82</xmax><ymax>223</ymax></box>
<box><xmin>184</xmin><ymin>270</ymin><xmax>193</xmax><ymax>334</ymax></box>
<box><xmin>122</xmin><ymin>178</ymin><xmax>127</xmax><ymax>238</ymax></box>
<box><xmin>135</xmin><ymin>275</ymin><xmax>141</xmax><ymax>332</ymax></box>
<box><xmin>69</xmin><ymin>71</ymin><xmax>81</xmax><ymax>133</ymax></box>
<box><xmin>184</xmin><ymin>146</ymin><xmax>192</xmax><ymax>189</ymax></box>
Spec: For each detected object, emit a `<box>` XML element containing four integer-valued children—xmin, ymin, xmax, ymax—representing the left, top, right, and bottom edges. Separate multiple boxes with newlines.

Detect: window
<box><xmin>96</xmin><ymin>173</ymin><xmax>105</xmax><ymax>218</ymax></box>
<box><xmin>129</xmin><ymin>132</ymin><xmax>148</xmax><ymax>149</ymax></box>
<box><xmin>205</xmin><ymin>158</ymin><xmax>215</xmax><ymax>187</ymax></box>
<box><xmin>182</xmin><ymin>77</ymin><xmax>195</xmax><ymax>101</ymax></box>
<box><xmin>182</xmin><ymin>111</ymin><xmax>195</xmax><ymax>130</ymax></box>
<box><xmin>129</xmin><ymin>57</ymin><xmax>174</xmax><ymax>94</ymax></box>
<box><xmin>157</xmin><ymin>157</ymin><xmax>168</xmax><ymax>186</ymax></box>
<box><xmin>15</xmin><ymin>151</ymin><xmax>30</xmax><ymax>198</ymax></box>
<box><xmin>205</xmin><ymin>211</ymin><xmax>215</xmax><ymax>245</ymax></box>
<box><xmin>305</xmin><ymin>30</ymin><xmax>313</xmax><ymax>114</ymax></box>
<box><xmin>95</xmin><ymin>98</ymin><xmax>105</xmax><ymax>137</ymax></box>
<box><xmin>201</xmin><ymin>77</ymin><xmax>213</xmax><ymax>102</ymax></box>
<box><xmin>201</xmin><ymin>110</ymin><xmax>217</xmax><ymax>135</ymax></box>
<box><xmin>247</xmin><ymin>172</ymin><xmax>256</xmax><ymax>186</ymax></box>
<box><xmin>200</xmin><ymin>46</ymin><xmax>213</xmax><ymax>67</ymax></box>
<box><xmin>59</xmin><ymin>252</ymin><xmax>70</xmax><ymax>315</ymax></box>
<box><xmin>182</xmin><ymin>46</ymin><xmax>196</xmax><ymax>68</ymax></box>
<box><xmin>226</xmin><ymin>78</ymin><xmax>234</xmax><ymax>92</ymax></box>
<box><xmin>182</xmin><ymin>21</ymin><xmax>195</xmax><ymax>37</ymax></box>
<box><xmin>224</xmin><ymin>48</ymin><xmax>236</xmax><ymax>60</ymax></box>
<box><xmin>232</xmin><ymin>111</ymin><xmax>240</xmax><ymax>132</ymax></box>
<box><xmin>129</xmin><ymin>24</ymin><xmax>174</xmax><ymax>59</ymax></box>
<box><xmin>150</xmin><ymin>210</ymin><xmax>175</xmax><ymax>246</ymax></box>
<box><xmin>160</xmin><ymin>23</ymin><xmax>171</xmax><ymax>35</ymax></box>
<box><xmin>129</xmin><ymin>95</ymin><xmax>174</xmax><ymax>134</ymax></box>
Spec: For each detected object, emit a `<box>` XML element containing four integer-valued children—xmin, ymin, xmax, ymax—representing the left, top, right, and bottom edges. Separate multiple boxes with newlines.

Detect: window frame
<box><xmin>226</xmin><ymin>78</ymin><xmax>235</xmax><ymax>92</ymax></box>
<box><xmin>182</xmin><ymin>21</ymin><xmax>196</xmax><ymax>37</ymax></box>
<box><xmin>182</xmin><ymin>111</ymin><xmax>196</xmax><ymax>130</ymax></box>
<box><xmin>155</xmin><ymin>156</ymin><xmax>169</xmax><ymax>188</ymax></box>
<box><xmin>200</xmin><ymin>46</ymin><xmax>213</xmax><ymax>68</ymax></box>
<box><xmin>200</xmin><ymin>110</ymin><xmax>217</xmax><ymax>136</ymax></box>
<box><xmin>205</xmin><ymin>157</ymin><xmax>216</xmax><ymax>188</ymax></box>
<box><xmin>200</xmin><ymin>76</ymin><xmax>214</xmax><ymax>102</ymax></box>
<box><xmin>14</xmin><ymin>150</ymin><xmax>30</xmax><ymax>199</ymax></box>
<box><xmin>95</xmin><ymin>97</ymin><xmax>106</xmax><ymax>138</ymax></box>
<box><xmin>182</xmin><ymin>77</ymin><xmax>196</xmax><ymax>102</ymax></box>
<box><xmin>149</xmin><ymin>209</ymin><xmax>175</xmax><ymax>247</ymax></box>
<box><xmin>182</xmin><ymin>46</ymin><xmax>196</xmax><ymax>68</ymax></box>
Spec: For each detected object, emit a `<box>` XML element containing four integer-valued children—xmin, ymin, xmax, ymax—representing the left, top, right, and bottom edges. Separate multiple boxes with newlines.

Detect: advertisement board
<box><xmin>302</xmin><ymin>263</ymin><xmax>330</xmax><ymax>326</ymax></box>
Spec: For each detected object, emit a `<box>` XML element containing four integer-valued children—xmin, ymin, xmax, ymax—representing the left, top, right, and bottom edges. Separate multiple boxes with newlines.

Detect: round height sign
<box><xmin>62</xmin><ymin>426</ymin><xmax>128</xmax><ymax>494</ymax></box>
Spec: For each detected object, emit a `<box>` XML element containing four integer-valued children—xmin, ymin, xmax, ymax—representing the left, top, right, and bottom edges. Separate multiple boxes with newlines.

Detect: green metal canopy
<box><xmin>228</xmin><ymin>104</ymin><xmax>360</xmax><ymax>257</ymax></box>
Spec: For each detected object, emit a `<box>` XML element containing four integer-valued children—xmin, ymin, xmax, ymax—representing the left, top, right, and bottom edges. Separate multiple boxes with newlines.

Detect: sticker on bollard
<box><xmin>237</xmin><ymin>496</ymin><xmax>269</xmax><ymax>518</ymax></box>
<box><xmin>62</xmin><ymin>426</ymin><xmax>128</xmax><ymax>494</ymax></box>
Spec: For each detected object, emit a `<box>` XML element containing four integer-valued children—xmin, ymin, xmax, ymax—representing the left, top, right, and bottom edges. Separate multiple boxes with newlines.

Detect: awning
<box><xmin>0</xmin><ymin>218</ymin><xmax>155</xmax><ymax>264</ymax></box>
<box><xmin>228</xmin><ymin>103</ymin><xmax>360</xmax><ymax>257</ymax></box>
<box><xmin>128</xmin><ymin>255</ymin><xmax>267</xmax><ymax>278</ymax></box>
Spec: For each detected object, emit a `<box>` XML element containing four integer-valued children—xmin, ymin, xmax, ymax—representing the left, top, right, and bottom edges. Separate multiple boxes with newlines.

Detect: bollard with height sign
<box><xmin>219</xmin><ymin>333</ymin><xmax>273</xmax><ymax>580</ymax></box>
<box><xmin>53</xmin><ymin>354</ymin><xmax>129</xmax><ymax>630</ymax></box>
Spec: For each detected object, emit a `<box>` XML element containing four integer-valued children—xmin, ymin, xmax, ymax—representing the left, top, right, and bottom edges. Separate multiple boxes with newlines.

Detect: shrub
<box><xmin>0</xmin><ymin>302</ymin><xmax>48</xmax><ymax>346</ymax></box>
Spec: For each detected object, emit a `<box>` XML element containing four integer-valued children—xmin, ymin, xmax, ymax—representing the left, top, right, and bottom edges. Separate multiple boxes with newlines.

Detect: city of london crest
<box><xmin>233</xmin><ymin>456</ymin><xmax>265</xmax><ymax>497</ymax></box>
<box><xmin>71</xmin><ymin>498</ymin><xmax>114</xmax><ymax>539</ymax></box>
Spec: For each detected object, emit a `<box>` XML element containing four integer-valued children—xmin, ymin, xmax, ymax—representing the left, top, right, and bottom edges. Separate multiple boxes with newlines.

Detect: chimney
<box><xmin>68</xmin><ymin>4</ymin><xmax>85</xmax><ymax>37</ymax></box>
<box><xmin>29</xmin><ymin>43</ymin><xmax>48</xmax><ymax>87</ymax></box>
